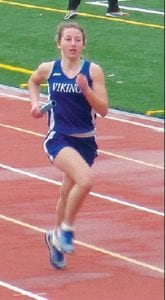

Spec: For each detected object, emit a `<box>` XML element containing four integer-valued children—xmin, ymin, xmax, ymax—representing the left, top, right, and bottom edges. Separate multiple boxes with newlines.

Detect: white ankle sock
<box><xmin>52</xmin><ymin>230</ymin><xmax>61</xmax><ymax>250</ymax></box>
<box><xmin>61</xmin><ymin>223</ymin><xmax>74</xmax><ymax>232</ymax></box>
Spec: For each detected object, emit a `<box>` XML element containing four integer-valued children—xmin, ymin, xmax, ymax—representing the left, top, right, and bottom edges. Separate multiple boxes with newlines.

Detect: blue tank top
<box><xmin>47</xmin><ymin>59</ymin><xmax>96</xmax><ymax>135</ymax></box>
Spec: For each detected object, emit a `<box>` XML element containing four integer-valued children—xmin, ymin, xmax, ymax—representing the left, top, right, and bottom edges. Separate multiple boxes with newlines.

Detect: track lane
<box><xmin>0</xmin><ymin>86</ymin><xmax>164</xmax><ymax>299</ymax></box>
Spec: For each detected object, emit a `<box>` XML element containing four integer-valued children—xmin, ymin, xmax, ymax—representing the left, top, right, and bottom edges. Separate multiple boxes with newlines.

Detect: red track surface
<box><xmin>0</xmin><ymin>85</ymin><xmax>164</xmax><ymax>300</ymax></box>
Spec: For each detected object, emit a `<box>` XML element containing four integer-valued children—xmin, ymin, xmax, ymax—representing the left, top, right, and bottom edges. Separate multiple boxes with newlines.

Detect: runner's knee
<box><xmin>77</xmin><ymin>173</ymin><xmax>94</xmax><ymax>192</ymax></box>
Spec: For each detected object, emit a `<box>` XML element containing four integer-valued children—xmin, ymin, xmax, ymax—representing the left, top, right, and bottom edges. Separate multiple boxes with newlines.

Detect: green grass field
<box><xmin>0</xmin><ymin>0</ymin><xmax>164</xmax><ymax>118</ymax></box>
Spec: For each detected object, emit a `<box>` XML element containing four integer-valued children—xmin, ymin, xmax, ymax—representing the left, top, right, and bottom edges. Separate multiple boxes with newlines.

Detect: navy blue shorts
<box><xmin>43</xmin><ymin>132</ymin><xmax>98</xmax><ymax>166</ymax></box>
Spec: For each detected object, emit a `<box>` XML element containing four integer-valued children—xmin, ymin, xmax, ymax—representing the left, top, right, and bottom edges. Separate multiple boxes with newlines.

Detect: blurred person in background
<box><xmin>64</xmin><ymin>0</ymin><xmax>128</xmax><ymax>20</ymax></box>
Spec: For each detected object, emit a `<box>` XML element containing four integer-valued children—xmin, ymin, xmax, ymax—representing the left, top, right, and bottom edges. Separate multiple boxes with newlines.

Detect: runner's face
<box><xmin>58</xmin><ymin>28</ymin><xmax>84</xmax><ymax>59</ymax></box>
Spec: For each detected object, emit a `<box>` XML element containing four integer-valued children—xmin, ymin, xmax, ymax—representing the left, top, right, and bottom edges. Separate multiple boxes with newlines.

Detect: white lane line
<box><xmin>0</xmin><ymin>280</ymin><xmax>48</xmax><ymax>300</ymax></box>
<box><xmin>0</xmin><ymin>122</ymin><xmax>163</xmax><ymax>169</ymax></box>
<box><xmin>99</xmin><ymin>150</ymin><xmax>164</xmax><ymax>169</ymax></box>
<box><xmin>91</xmin><ymin>191</ymin><xmax>164</xmax><ymax>216</ymax></box>
<box><xmin>0</xmin><ymin>163</ymin><xmax>164</xmax><ymax>216</ymax></box>
<box><xmin>0</xmin><ymin>90</ymin><xmax>164</xmax><ymax>131</ymax></box>
<box><xmin>108</xmin><ymin>108</ymin><xmax>164</xmax><ymax>123</ymax></box>
<box><xmin>106</xmin><ymin>115</ymin><xmax>164</xmax><ymax>132</ymax></box>
<box><xmin>0</xmin><ymin>84</ymin><xmax>164</xmax><ymax>123</ymax></box>
<box><xmin>0</xmin><ymin>122</ymin><xmax>44</xmax><ymax>137</ymax></box>
<box><xmin>0</xmin><ymin>214</ymin><xmax>164</xmax><ymax>274</ymax></box>
<box><xmin>0</xmin><ymin>92</ymin><xmax>44</xmax><ymax>103</ymax></box>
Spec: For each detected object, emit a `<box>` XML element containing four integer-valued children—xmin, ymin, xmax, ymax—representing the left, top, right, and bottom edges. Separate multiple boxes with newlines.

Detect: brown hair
<box><xmin>55</xmin><ymin>22</ymin><xmax>87</xmax><ymax>46</ymax></box>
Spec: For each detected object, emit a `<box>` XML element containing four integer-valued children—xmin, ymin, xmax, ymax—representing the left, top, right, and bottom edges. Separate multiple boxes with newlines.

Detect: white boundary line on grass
<box><xmin>86</xmin><ymin>1</ymin><xmax>164</xmax><ymax>15</ymax></box>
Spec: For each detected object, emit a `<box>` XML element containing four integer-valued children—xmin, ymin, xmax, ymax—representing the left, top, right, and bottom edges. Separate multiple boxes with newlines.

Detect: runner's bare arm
<box><xmin>76</xmin><ymin>63</ymin><xmax>109</xmax><ymax>117</ymax></box>
<box><xmin>28</xmin><ymin>62</ymin><xmax>53</xmax><ymax>118</ymax></box>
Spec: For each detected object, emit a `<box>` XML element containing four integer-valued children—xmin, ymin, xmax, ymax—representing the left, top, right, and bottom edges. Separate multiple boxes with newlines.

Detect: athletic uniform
<box><xmin>67</xmin><ymin>0</ymin><xmax>81</xmax><ymax>10</ymax></box>
<box><xmin>43</xmin><ymin>59</ymin><xmax>98</xmax><ymax>166</ymax></box>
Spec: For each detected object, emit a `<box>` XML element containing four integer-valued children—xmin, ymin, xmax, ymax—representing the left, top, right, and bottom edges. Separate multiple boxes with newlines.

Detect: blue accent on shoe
<box><xmin>59</xmin><ymin>229</ymin><xmax>74</xmax><ymax>254</ymax></box>
<box><xmin>45</xmin><ymin>231</ymin><xmax>66</xmax><ymax>269</ymax></box>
